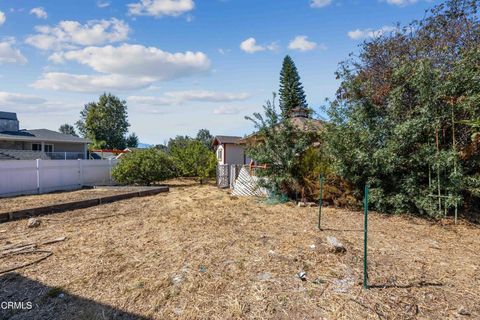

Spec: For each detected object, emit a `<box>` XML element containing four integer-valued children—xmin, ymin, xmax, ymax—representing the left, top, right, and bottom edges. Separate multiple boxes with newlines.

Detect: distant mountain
<box><xmin>137</xmin><ymin>143</ymin><xmax>153</xmax><ymax>149</ymax></box>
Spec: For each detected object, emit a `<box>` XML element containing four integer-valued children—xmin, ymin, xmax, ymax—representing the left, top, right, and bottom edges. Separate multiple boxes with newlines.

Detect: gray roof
<box><xmin>0</xmin><ymin>112</ymin><xmax>17</xmax><ymax>121</ymax></box>
<box><xmin>0</xmin><ymin>150</ymin><xmax>50</xmax><ymax>160</ymax></box>
<box><xmin>0</xmin><ymin>129</ymin><xmax>91</xmax><ymax>144</ymax></box>
<box><xmin>213</xmin><ymin>135</ymin><xmax>242</xmax><ymax>145</ymax></box>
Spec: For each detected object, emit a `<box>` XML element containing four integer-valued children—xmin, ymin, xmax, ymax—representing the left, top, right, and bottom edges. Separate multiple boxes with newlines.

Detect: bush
<box><xmin>170</xmin><ymin>140</ymin><xmax>217</xmax><ymax>184</ymax></box>
<box><xmin>112</xmin><ymin>149</ymin><xmax>176</xmax><ymax>185</ymax></box>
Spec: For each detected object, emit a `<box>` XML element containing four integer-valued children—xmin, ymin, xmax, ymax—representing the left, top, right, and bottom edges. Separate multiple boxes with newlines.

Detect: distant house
<box><xmin>212</xmin><ymin>135</ymin><xmax>250</xmax><ymax>165</ymax></box>
<box><xmin>0</xmin><ymin>111</ymin><xmax>91</xmax><ymax>160</ymax></box>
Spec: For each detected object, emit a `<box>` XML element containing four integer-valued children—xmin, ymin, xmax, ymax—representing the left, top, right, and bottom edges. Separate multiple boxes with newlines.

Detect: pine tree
<box><xmin>279</xmin><ymin>55</ymin><xmax>308</xmax><ymax>118</ymax></box>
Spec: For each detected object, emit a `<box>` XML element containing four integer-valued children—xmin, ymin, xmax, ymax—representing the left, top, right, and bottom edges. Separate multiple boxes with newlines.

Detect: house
<box><xmin>212</xmin><ymin>135</ymin><xmax>250</xmax><ymax>165</ymax></box>
<box><xmin>0</xmin><ymin>111</ymin><xmax>91</xmax><ymax>160</ymax></box>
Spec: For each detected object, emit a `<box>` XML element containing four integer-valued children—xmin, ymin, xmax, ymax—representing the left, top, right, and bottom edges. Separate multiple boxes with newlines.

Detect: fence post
<box><xmin>64</xmin><ymin>152</ymin><xmax>67</xmax><ymax>160</ymax></box>
<box><xmin>363</xmin><ymin>184</ymin><xmax>369</xmax><ymax>289</ymax></box>
<box><xmin>78</xmin><ymin>159</ymin><xmax>83</xmax><ymax>187</ymax></box>
<box><xmin>318</xmin><ymin>174</ymin><xmax>324</xmax><ymax>230</ymax></box>
<box><xmin>108</xmin><ymin>158</ymin><xmax>112</xmax><ymax>184</ymax></box>
<box><xmin>36</xmin><ymin>159</ymin><xmax>43</xmax><ymax>194</ymax></box>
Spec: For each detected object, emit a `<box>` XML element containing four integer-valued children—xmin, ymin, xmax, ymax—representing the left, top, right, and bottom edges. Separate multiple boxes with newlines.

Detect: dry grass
<box><xmin>1</xmin><ymin>179</ymin><xmax>479</xmax><ymax>319</ymax></box>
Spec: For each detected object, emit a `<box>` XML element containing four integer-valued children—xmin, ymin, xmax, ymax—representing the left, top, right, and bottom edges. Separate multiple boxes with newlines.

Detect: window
<box><xmin>31</xmin><ymin>144</ymin><xmax>54</xmax><ymax>152</ymax></box>
<box><xmin>217</xmin><ymin>148</ymin><xmax>223</xmax><ymax>161</ymax></box>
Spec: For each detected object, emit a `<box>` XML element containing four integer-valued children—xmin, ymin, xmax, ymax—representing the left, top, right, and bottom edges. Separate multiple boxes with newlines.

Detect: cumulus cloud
<box><xmin>288</xmin><ymin>35</ymin><xmax>320</xmax><ymax>52</ymax></box>
<box><xmin>213</xmin><ymin>105</ymin><xmax>244</xmax><ymax>115</ymax></box>
<box><xmin>31</xmin><ymin>73</ymin><xmax>154</xmax><ymax>93</ymax></box>
<box><xmin>0</xmin><ymin>11</ymin><xmax>5</xmax><ymax>25</ymax></box>
<box><xmin>49</xmin><ymin>44</ymin><xmax>211</xmax><ymax>81</ymax></box>
<box><xmin>25</xmin><ymin>18</ymin><xmax>130</xmax><ymax>50</ymax></box>
<box><xmin>240</xmin><ymin>37</ymin><xmax>278</xmax><ymax>54</ymax></box>
<box><xmin>0</xmin><ymin>91</ymin><xmax>46</xmax><ymax>105</ymax></box>
<box><xmin>128</xmin><ymin>0</ymin><xmax>195</xmax><ymax>17</ymax></box>
<box><xmin>0</xmin><ymin>38</ymin><xmax>27</xmax><ymax>64</ymax></box>
<box><xmin>347</xmin><ymin>26</ymin><xmax>397</xmax><ymax>40</ymax></box>
<box><xmin>385</xmin><ymin>0</ymin><xmax>419</xmax><ymax>6</ymax></box>
<box><xmin>30</xmin><ymin>7</ymin><xmax>48</xmax><ymax>19</ymax></box>
<box><xmin>128</xmin><ymin>90</ymin><xmax>251</xmax><ymax>106</ymax></box>
<box><xmin>310</xmin><ymin>0</ymin><xmax>332</xmax><ymax>8</ymax></box>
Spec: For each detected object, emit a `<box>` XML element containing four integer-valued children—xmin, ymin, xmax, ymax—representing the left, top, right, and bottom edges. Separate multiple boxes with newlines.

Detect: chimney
<box><xmin>0</xmin><ymin>112</ymin><xmax>19</xmax><ymax>132</ymax></box>
<box><xmin>290</xmin><ymin>106</ymin><xmax>310</xmax><ymax>119</ymax></box>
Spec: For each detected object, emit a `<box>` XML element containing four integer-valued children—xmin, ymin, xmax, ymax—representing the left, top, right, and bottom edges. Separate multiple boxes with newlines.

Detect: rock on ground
<box><xmin>326</xmin><ymin>236</ymin><xmax>346</xmax><ymax>253</ymax></box>
<box><xmin>26</xmin><ymin>218</ymin><xmax>41</xmax><ymax>228</ymax></box>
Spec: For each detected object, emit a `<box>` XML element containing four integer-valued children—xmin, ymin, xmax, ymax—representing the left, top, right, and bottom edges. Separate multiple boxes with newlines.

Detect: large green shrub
<box><xmin>170</xmin><ymin>140</ymin><xmax>217</xmax><ymax>184</ymax></box>
<box><xmin>327</xmin><ymin>0</ymin><xmax>480</xmax><ymax>218</ymax></box>
<box><xmin>112</xmin><ymin>149</ymin><xmax>176</xmax><ymax>185</ymax></box>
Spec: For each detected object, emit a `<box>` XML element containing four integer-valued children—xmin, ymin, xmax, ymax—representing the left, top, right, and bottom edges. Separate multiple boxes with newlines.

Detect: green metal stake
<box><xmin>363</xmin><ymin>184</ymin><xmax>369</xmax><ymax>289</ymax></box>
<box><xmin>318</xmin><ymin>174</ymin><xmax>324</xmax><ymax>230</ymax></box>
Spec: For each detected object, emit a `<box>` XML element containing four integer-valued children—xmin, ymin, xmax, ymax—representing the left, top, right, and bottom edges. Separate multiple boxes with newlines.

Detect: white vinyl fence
<box><xmin>0</xmin><ymin>159</ymin><xmax>118</xmax><ymax>197</ymax></box>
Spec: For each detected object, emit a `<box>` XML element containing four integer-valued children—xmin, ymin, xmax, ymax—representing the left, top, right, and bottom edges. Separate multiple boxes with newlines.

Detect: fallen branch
<box><xmin>0</xmin><ymin>250</ymin><xmax>53</xmax><ymax>274</ymax></box>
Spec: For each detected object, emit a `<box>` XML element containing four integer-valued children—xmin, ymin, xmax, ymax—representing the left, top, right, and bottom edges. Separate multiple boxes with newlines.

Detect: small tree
<box><xmin>170</xmin><ymin>140</ymin><xmax>217</xmax><ymax>184</ymax></box>
<box><xmin>126</xmin><ymin>133</ymin><xmax>139</xmax><ymax>148</ymax></box>
<box><xmin>112</xmin><ymin>149</ymin><xmax>175</xmax><ymax>185</ymax></box>
<box><xmin>196</xmin><ymin>129</ymin><xmax>214</xmax><ymax>150</ymax></box>
<box><xmin>59</xmin><ymin>124</ymin><xmax>78</xmax><ymax>137</ymax></box>
<box><xmin>245</xmin><ymin>93</ymin><xmax>315</xmax><ymax>197</ymax></box>
<box><xmin>279</xmin><ymin>55</ymin><xmax>308</xmax><ymax>118</ymax></box>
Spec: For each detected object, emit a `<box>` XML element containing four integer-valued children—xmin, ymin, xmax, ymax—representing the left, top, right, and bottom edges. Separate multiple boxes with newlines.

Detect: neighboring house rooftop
<box><xmin>0</xmin><ymin>111</ymin><xmax>18</xmax><ymax>121</ymax></box>
<box><xmin>213</xmin><ymin>135</ymin><xmax>243</xmax><ymax>145</ymax></box>
<box><xmin>0</xmin><ymin>150</ymin><xmax>50</xmax><ymax>160</ymax></box>
<box><xmin>0</xmin><ymin>129</ymin><xmax>91</xmax><ymax>144</ymax></box>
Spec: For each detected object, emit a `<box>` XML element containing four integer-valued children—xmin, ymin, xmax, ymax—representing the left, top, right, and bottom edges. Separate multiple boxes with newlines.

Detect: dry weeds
<box><xmin>1</xmin><ymin>179</ymin><xmax>479</xmax><ymax>319</ymax></box>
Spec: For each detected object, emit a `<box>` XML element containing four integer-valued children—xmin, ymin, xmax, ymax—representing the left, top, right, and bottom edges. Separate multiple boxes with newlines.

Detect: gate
<box><xmin>216</xmin><ymin>164</ymin><xmax>230</xmax><ymax>188</ymax></box>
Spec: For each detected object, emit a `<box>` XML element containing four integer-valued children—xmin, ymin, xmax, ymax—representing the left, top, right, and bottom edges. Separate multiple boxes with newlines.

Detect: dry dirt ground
<box><xmin>0</xmin><ymin>187</ymin><xmax>145</xmax><ymax>214</ymax></box>
<box><xmin>0</xmin><ymin>179</ymin><xmax>479</xmax><ymax>319</ymax></box>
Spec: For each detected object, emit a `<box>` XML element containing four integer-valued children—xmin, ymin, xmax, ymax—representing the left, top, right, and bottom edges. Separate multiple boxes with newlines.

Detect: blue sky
<box><xmin>0</xmin><ymin>0</ymin><xmax>436</xmax><ymax>144</ymax></box>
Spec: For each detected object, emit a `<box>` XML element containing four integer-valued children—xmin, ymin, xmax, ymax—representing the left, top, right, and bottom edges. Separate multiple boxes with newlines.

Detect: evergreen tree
<box><xmin>126</xmin><ymin>133</ymin><xmax>139</xmax><ymax>148</ymax></box>
<box><xmin>279</xmin><ymin>55</ymin><xmax>308</xmax><ymax>118</ymax></box>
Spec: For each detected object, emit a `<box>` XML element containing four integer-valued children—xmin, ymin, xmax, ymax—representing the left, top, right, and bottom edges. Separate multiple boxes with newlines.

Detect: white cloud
<box><xmin>310</xmin><ymin>0</ymin><xmax>332</xmax><ymax>8</ymax></box>
<box><xmin>213</xmin><ymin>105</ymin><xmax>244</xmax><ymax>115</ymax></box>
<box><xmin>288</xmin><ymin>35</ymin><xmax>319</xmax><ymax>52</ymax></box>
<box><xmin>50</xmin><ymin>44</ymin><xmax>211</xmax><ymax>81</ymax></box>
<box><xmin>128</xmin><ymin>0</ymin><xmax>195</xmax><ymax>17</ymax></box>
<box><xmin>97</xmin><ymin>1</ymin><xmax>111</xmax><ymax>8</ymax></box>
<box><xmin>240</xmin><ymin>37</ymin><xmax>278</xmax><ymax>54</ymax></box>
<box><xmin>31</xmin><ymin>73</ymin><xmax>154</xmax><ymax>93</ymax></box>
<box><xmin>30</xmin><ymin>7</ymin><xmax>48</xmax><ymax>19</ymax></box>
<box><xmin>128</xmin><ymin>90</ymin><xmax>251</xmax><ymax>106</ymax></box>
<box><xmin>0</xmin><ymin>91</ymin><xmax>46</xmax><ymax>105</ymax></box>
<box><xmin>0</xmin><ymin>11</ymin><xmax>5</xmax><ymax>25</ymax></box>
<box><xmin>25</xmin><ymin>18</ymin><xmax>130</xmax><ymax>50</ymax></box>
<box><xmin>0</xmin><ymin>38</ymin><xmax>27</xmax><ymax>64</ymax></box>
<box><xmin>385</xmin><ymin>0</ymin><xmax>419</xmax><ymax>6</ymax></box>
<box><xmin>347</xmin><ymin>26</ymin><xmax>397</xmax><ymax>40</ymax></box>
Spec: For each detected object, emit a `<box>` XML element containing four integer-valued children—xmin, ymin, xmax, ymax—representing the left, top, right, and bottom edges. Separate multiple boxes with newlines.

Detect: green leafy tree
<box><xmin>196</xmin><ymin>129</ymin><xmax>214</xmax><ymax>150</ymax></box>
<box><xmin>279</xmin><ymin>55</ymin><xmax>308</xmax><ymax>118</ymax></box>
<box><xmin>245</xmin><ymin>93</ymin><xmax>316</xmax><ymax>197</ymax></box>
<box><xmin>112</xmin><ymin>149</ymin><xmax>176</xmax><ymax>185</ymax></box>
<box><xmin>76</xmin><ymin>93</ymin><xmax>130</xmax><ymax>149</ymax></box>
<box><xmin>167</xmin><ymin>135</ymin><xmax>192</xmax><ymax>151</ymax></box>
<box><xmin>170</xmin><ymin>140</ymin><xmax>217</xmax><ymax>184</ymax></box>
<box><xmin>58</xmin><ymin>124</ymin><xmax>78</xmax><ymax>137</ymax></box>
<box><xmin>126</xmin><ymin>133</ymin><xmax>139</xmax><ymax>148</ymax></box>
<box><xmin>327</xmin><ymin>0</ymin><xmax>480</xmax><ymax>217</ymax></box>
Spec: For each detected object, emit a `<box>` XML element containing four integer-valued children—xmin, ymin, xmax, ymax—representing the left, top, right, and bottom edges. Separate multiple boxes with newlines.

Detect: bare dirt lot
<box><xmin>1</xmin><ymin>180</ymin><xmax>479</xmax><ymax>319</ymax></box>
<box><xmin>0</xmin><ymin>187</ymin><xmax>152</xmax><ymax>214</ymax></box>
